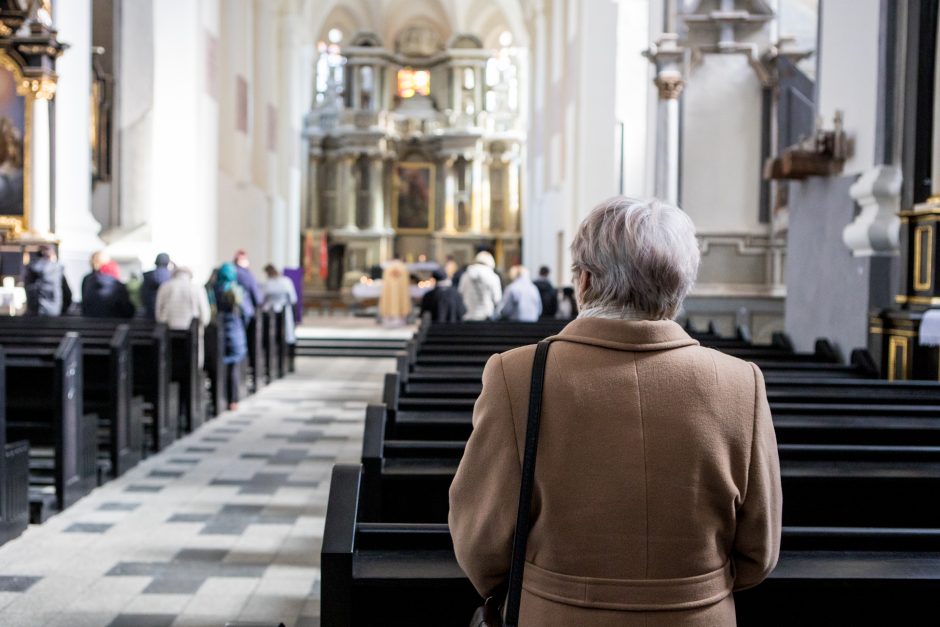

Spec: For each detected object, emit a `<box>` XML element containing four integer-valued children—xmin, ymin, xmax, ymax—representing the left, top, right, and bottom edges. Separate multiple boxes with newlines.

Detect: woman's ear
<box><xmin>576</xmin><ymin>271</ymin><xmax>590</xmax><ymax>306</ymax></box>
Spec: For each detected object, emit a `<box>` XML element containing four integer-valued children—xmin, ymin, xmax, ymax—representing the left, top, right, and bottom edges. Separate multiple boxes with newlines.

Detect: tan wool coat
<box><xmin>449</xmin><ymin>318</ymin><xmax>782</xmax><ymax>626</ymax></box>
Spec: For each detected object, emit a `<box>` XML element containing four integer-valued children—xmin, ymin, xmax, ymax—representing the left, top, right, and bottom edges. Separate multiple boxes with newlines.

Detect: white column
<box><xmin>647</xmin><ymin>34</ymin><xmax>685</xmax><ymax>205</ymax></box>
<box><xmin>369</xmin><ymin>155</ymin><xmax>385</xmax><ymax>230</ymax></box>
<box><xmin>307</xmin><ymin>154</ymin><xmax>320</xmax><ymax>229</ymax></box>
<box><xmin>481</xmin><ymin>156</ymin><xmax>492</xmax><ymax>232</ymax></box>
<box><xmin>443</xmin><ymin>156</ymin><xmax>457</xmax><ymax>232</ymax></box>
<box><xmin>340</xmin><ymin>154</ymin><xmax>358</xmax><ymax>230</ymax></box>
<box><xmin>654</xmin><ymin>88</ymin><xmax>681</xmax><ymax>204</ymax></box>
<box><xmin>29</xmin><ymin>97</ymin><xmax>52</xmax><ymax>235</ymax></box>
<box><xmin>471</xmin><ymin>153</ymin><xmax>483</xmax><ymax>233</ymax></box>
<box><xmin>53</xmin><ymin>0</ymin><xmax>105</xmax><ymax>291</ymax></box>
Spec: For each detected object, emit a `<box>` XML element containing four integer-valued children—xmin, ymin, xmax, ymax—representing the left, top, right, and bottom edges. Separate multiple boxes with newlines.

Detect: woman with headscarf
<box><xmin>214</xmin><ymin>262</ymin><xmax>248</xmax><ymax>411</ymax></box>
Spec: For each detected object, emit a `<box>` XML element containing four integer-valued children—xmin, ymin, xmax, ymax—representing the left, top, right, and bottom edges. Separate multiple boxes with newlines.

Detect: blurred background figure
<box><xmin>233</xmin><ymin>250</ymin><xmax>262</xmax><ymax>323</ymax></box>
<box><xmin>458</xmin><ymin>251</ymin><xmax>502</xmax><ymax>321</ymax></box>
<box><xmin>24</xmin><ymin>244</ymin><xmax>71</xmax><ymax>316</ymax></box>
<box><xmin>141</xmin><ymin>253</ymin><xmax>173</xmax><ymax>320</ymax></box>
<box><xmin>378</xmin><ymin>255</ymin><xmax>412</xmax><ymax>327</ymax></box>
<box><xmin>558</xmin><ymin>286</ymin><xmax>578</xmax><ymax>320</ymax></box>
<box><xmin>156</xmin><ymin>267</ymin><xmax>211</xmax><ymax>330</ymax></box>
<box><xmin>263</xmin><ymin>263</ymin><xmax>299</xmax><ymax>346</ymax></box>
<box><xmin>496</xmin><ymin>265</ymin><xmax>542</xmax><ymax>322</ymax></box>
<box><xmin>81</xmin><ymin>252</ymin><xmax>135</xmax><ymax>318</ymax></box>
<box><xmin>156</xmin><ymin>266</ymin><xmax>211</xmax><ymax>366</ymax></box>
<box><xmin>214</xmin><ymin>262</ymin><xmax>247</xmax><ymax>411</ymax></box>
<box><xmin>420</xmin><ymin>268</ymin><xmax>466</xmax><ymax>323</ymax></box>
<box><xmin>533</xmin><ymin>265</ymin><xmax>558</xmax><ymax>319</ymax></box>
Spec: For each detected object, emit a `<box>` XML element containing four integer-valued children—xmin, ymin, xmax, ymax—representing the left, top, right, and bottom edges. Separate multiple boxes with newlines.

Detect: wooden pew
<box><xmin>324</xmin><ymin>464</ymin><xmax>940</xmax><ymax>627</ymax></box>
<box><xmin>204</xmin><ymin>320</ymin><xmax>227</xmax><ymax>416</ymax></box>
<box><xmin>0</xmin><ymin>326</ymin><xmax>141</xmax><ymax>478</ymax></box>
<box><xmin>0</xmin><ymin>349</ymin><xmax>29</xmax><ymax>546</ymax></box>
<box><xmin>2</xmin><ymin>335</ymin><xmax>98</xmax><ymax>522</ymax></box>
<box><xmin>169</xmin><ymin>318</ymin><xmax>206</xmax><ymax>434</ymax></box>
<box><xmin>0</xmin><ymin>317</ymin><xmax>178</xmax><ymax>452</ymax></box>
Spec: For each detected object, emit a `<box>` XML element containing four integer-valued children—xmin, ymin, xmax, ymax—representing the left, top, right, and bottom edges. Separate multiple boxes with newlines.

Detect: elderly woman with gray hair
<box><xmin>449</xmin><ymin>196</ymin><xmax>781</xmax><ymax>626</ymax></box>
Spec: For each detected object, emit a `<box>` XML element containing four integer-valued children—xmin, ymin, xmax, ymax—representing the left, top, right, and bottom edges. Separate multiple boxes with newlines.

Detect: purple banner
<box><xmin>284</xmin><ymin>267</ymin><xmax>303</xmax><ymax>323</ymax></box>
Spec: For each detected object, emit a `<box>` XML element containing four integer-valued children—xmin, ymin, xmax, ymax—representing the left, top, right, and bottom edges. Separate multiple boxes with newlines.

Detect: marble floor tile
<box><xmin>0</xmin><ymin>353</ymin><xmax>392</xmax><ymax>625</ymax></box>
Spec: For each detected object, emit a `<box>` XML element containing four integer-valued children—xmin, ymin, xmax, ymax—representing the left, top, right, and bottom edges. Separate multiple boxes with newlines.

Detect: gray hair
<box><xmin>570</xmin><ymin>196</ymin><xmax>699</xmax><ymax>320</ymax></box>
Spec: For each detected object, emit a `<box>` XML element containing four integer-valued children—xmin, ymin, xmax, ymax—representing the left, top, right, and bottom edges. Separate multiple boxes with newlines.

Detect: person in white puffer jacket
<box><xmin>457</xmin><ymin>251</ymin><xmax>503</xmax><ymax>321</ymax></box>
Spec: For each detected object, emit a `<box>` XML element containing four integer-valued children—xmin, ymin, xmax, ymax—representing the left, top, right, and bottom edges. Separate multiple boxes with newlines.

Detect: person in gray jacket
<box><xmin>496</xmin><ymin>265</ymin><xmax>542</xmax><ymax>322</ymax></box>
<box><xmin>458</xmin><ymin>251</ymin><xmax>503</xmax><ymax>321</ymax></box>
<box><xmin>24</xmin><ymin>244</ymin><xmax>71</xmax><ymax>316</ymax></box>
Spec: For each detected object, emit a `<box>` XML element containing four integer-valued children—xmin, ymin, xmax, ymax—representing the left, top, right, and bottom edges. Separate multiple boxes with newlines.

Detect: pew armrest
<box><xmin>322</xmin><ymin>464</ymin><xmax>361</xmax><ymax>627</ymax></box>
<box><xmin>383</xmin><ymin>373</ymin><xmax>400</xmax><ymax>409</ymax></box>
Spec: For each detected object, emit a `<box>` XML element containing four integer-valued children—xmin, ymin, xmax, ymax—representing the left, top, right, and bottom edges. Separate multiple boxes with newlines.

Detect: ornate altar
<box><xmin>302</xmin><ymin>27</ymin><xmax>524</xmax><ymax>291</ymax></box>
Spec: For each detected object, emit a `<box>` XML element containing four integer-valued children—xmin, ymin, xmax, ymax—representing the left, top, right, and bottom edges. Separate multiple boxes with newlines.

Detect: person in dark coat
<box><xmin>233</xmin><ymin>250</ymin><xmax>262</xmax><ymax>322</ymax></box>
<box><xmin>214</xmin><ymin>262</ymin><xmax>248</xmax><ymax>411</ymax></box>
<box><xmin>533</xmin><ymin>265</ymin><xmax>559</xmax><ymax>318</ymax></box>
<box><xmin>420</xmin><ymin>269</ymin><xmax>466</xmax><ymax>323</ymax></box>
<box><xmin>24</xmin><ymin>244</ymin><xmax>70</xmax><ymax>316</ymax></box>
<box><xmin>81</xmin><ymin>252</ymin><xmax>135</xmax><ymax>318</ymax></box>
<box><xmin>141</xmin><ymin>252</ymin><xmax>173</xmax><ymax>320</ymax></box>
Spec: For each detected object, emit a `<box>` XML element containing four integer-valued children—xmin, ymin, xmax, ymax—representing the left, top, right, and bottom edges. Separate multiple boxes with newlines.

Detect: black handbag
<box><xmin>470</xmin><ymin>340</ymin><xmax>551</xmax><ymax>627</ymax></box>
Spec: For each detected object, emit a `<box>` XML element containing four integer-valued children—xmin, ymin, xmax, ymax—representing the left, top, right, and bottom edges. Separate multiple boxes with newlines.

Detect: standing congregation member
<box><xmin>262</xmin><ymin>264</ymin><xmax>298</xmax><ymax>346</ymax></box>
<box><xmin>156</xmin><ymin>267</ymin><xmax>211</xmax><ymax>330</ymax></box>
<box><xmin>233</xmin><ymin>250</ymin><xmax>262</xmax><ymax>322</ymax></box>
<box><xmin>496</xmin><ymin>265</ymin><xmax>542</xmax><ymax>322</ymax></box>
<box><xmin>378</xmin><ymin>255</ymin><xmax>411</xmax><ymax>327</ymax></box>
<box><xmin>141</xmin><ymin>252</ymin><xmax>173</xmax><ymax>319</ymax></box>
<box><xmin>81</xmin><ymin>252</ymin><xmax>135</xmax><ymax>318</ymax></box>
<box><xmin>24</xmin><ymin>244</ymin><xmax>71</xmax><ymax>316</ymax></box>
<box><xmin>457</xmin><ymin>250</ymin><xmax>502</xmax><ymax>321</ymax></box>
<box><xmin>533</xmin><ymin>265</ymin><xmax>558</xmax><ymax>318</ymax></box>
<box><xmin>156</xmin><ymin>267</ymin><xmax>211</xmax><ymax>366</ymax></box>
<box><xmin>214</xmin><ymin>262</ymin><xmax>248</xmax><ymax>411</ymax></box>
<box><xmin>450</xmin><ymin>196</ymin><xmax>781</xmax><ymax>626</ymax></box>
<box><xmin>419</xmin><ymin>269</ymin><xmax>466</xmax><ymax>323</ymax></box>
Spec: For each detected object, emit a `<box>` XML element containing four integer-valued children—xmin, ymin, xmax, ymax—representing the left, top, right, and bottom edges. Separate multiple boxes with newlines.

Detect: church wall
<box><xmin>784</xmin><ymin>175</ymin><xmax>894</xmax><ymax>357</ymax></box>
<box><xmin>149</xmin><ymin>0</ymin><xmax>221</xmax><ymax>283</ymax></box>
<box><xmin>54</xmin><ymin>0</ymin><xmax>106</xmax><ymax>293</ymax></box>
<box><xmin>817</xmin><ymin>0</ymin><xmax>881</xmax><ymax>176</ymax></box>
<box><xmin>783</xmin><ymin>0</ymin><xmax>895</xmax><ymax>357</ymax></box>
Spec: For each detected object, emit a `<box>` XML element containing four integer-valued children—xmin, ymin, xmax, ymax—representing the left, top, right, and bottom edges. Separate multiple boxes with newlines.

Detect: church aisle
<box><xmin>0</xmin><ymin>356</ymin><xmax>392</xmax><ymax>627</ymax></box>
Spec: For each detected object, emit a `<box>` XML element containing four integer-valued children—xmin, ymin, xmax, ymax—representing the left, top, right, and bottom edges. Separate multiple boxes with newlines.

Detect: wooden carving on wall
<box><xmin>764</xmin><ymin>111</ymin><xmax>848</xmax><ymax>181</ymax></box>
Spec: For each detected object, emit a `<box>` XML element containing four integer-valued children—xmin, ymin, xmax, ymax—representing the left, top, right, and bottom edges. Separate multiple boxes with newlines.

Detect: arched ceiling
<box><xmin>304</xmin><ymin>0</ymin><xmax>531</xmax><ymax>51</ymax></box>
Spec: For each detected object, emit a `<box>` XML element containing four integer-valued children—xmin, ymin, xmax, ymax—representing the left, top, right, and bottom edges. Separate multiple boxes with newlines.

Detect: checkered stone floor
<box><xmin>0</xmin><ymin>355</ymin><xmax>391</xmax><ymax>627</ymax></box>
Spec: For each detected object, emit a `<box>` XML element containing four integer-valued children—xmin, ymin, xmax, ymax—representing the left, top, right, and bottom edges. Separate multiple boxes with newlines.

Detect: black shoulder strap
<box><xmin>503</xmin><ymin>339</ymin><xmax>551</xmax><ymax>626</ymax></box>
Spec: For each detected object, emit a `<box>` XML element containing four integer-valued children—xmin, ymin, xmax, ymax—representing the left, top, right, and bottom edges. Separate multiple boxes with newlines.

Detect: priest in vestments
<box><xmin>379</xmin><ymin>258</ymin><xmax>412</xmax><ymax>326</ymax></box>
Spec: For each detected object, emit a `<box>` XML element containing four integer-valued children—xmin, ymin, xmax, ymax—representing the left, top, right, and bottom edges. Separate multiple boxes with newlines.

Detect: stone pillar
<box><xmin>29</xmin><ymin>96</ymin><xmax>53</xmax><ymax>235</ymax></box>
<box><xmin>369</xmin><ymin>155</ymin><xmax>385</xmax><ymax>230</ymax></box>
<box><xmin>481</xmin><ymin>156</ymin><xmax>492</xmax><ymax>232</ymax></box>
<box><xmin>349</xmin><ymin>62</ymin><xmax>361</xmax><ymax>110</ymax></box>
<box><xmin>507</xmin><ymin>157</ymin><xmax>521</xmax><ymax>232</ymax></box>
<box><xmin>345</xmin><ymin>154</ymin><xmax>358</xmax><ymax>230</ymax></box>
<box><xmin>306</xmin><ymin>153</ymin><xmax>320</xmax><ymax>229</ymax></box>
<box><xmin>471</xmin><ymin>153</ymin><xmax>484</xmax><ymax>233</ymax></box>
<box><xmin>451</xmin><ymin>66</ymin><xmax>462</xmax><ymax>112</ymax></box>
<box><xmin>54</xmin><ymin>0</ymin><xmax>105</xmax><ymax>292</ymax></box>
<box><xmin>646</xmin><ymin>34</ymin><xmax>685</xmax><ymax>205</ymax></box>
<box><xmin>443</xmin><ymin>156</ymin><xmax>457</xmax><ymax>232</ymax></box>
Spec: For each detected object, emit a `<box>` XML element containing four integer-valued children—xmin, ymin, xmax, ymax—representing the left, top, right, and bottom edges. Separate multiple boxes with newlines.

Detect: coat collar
<box><xmin>546</xmin><ymin>317</ymin><xmax>699</xmax><ymax>352</ymax></box>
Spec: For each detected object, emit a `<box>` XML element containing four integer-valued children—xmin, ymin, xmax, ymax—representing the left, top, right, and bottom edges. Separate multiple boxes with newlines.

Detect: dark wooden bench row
<box><xmin>323</xmin><ymin>464</ymin><xmax>940</xmax><ymax>626</ymax></box>
<box><xmin>0</xmin><ymin>350</ymin><xmax>29</xmax><ymax>546</ymax></box>
<box><xmin>2</xmin><ymin>335</ymin><xmax>98</xmax><ymax>523</ymax></box>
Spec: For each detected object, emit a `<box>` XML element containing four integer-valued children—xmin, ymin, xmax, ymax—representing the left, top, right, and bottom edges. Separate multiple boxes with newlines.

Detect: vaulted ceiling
<box><xmin>302</xmin><ymin>0</ymin><xmax>532</xmax><ymax>51</ymax></box>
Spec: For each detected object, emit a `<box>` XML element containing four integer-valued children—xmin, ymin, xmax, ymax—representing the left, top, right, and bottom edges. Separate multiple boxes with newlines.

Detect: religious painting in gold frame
<box><xmin>0</xmin><ymin>50</ymin><xmax>31</xmax><ymax>235</ymax></box>
<box><xmin>394</xmin><ymin>162</ymin><xmax>435</xmax><ymax>233</ymax></box>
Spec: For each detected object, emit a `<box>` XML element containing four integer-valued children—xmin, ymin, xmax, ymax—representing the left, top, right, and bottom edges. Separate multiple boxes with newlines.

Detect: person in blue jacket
<box><xmin>214</xmin><ymin>262</ymin><xmax>248</xmax><ymax>411</ymax></box>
